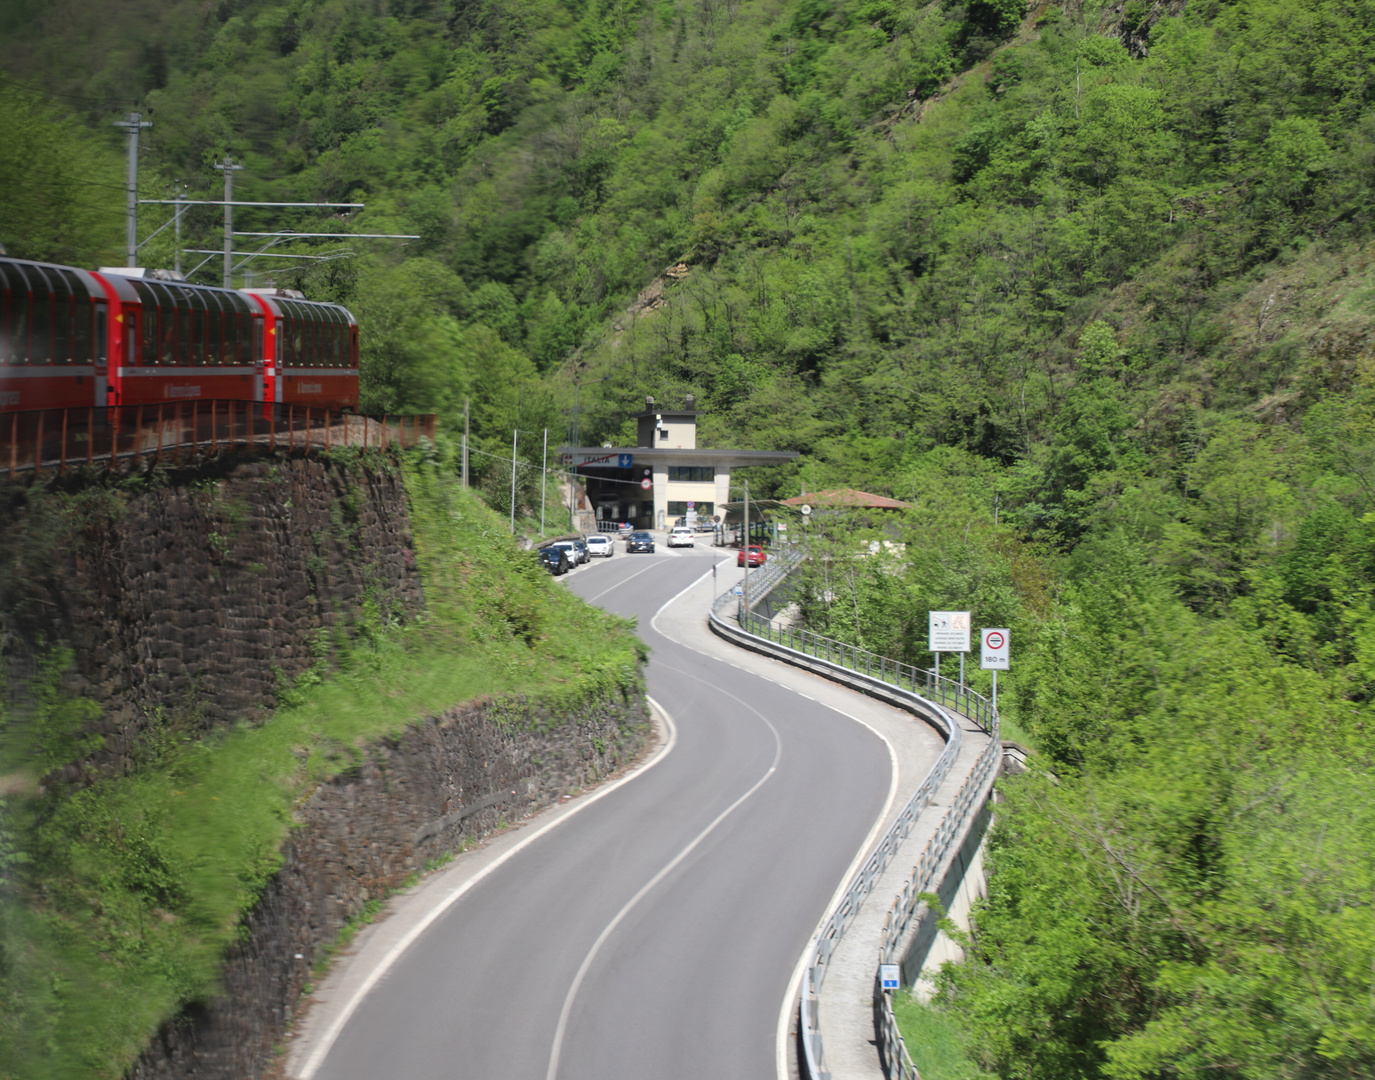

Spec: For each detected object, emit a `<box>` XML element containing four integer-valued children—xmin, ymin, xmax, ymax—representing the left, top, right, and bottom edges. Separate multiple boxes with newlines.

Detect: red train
<box><xmin>0</xmin><ymin>256</ymin><xmax>358</xmax><ymax>413</ymax></box>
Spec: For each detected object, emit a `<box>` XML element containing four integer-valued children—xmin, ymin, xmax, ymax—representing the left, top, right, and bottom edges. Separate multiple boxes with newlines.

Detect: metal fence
<box><xmin>708</xmin><ymin>552</ymin><xmax>999</xmax><ymax>1080</ymax></box>
<box><xmin>2</xmin><ymin>403</ymin><xmax>436</xmax><ymax>479</ymax></box>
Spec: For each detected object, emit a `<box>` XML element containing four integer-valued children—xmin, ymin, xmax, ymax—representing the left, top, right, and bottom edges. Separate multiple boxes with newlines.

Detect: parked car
<box><xmin>538</xmin><ymin>547</ymin><xmax>570</xmax><ymax>575</ymax></box>
<box><xmin>586</xmin><ymin>534</ymin><xmax>614</xmax><ymax>558</ymax></box>
<box><xmin>667</xmin><ymin>526</ymin><xmax>695</xmax><ymax>548</ymax></box>
<box><xmin>627</xmin><ymin>530</ymin><xmax>655</xmax><ymax>553</ymax></box>
<box><xmin>550</xmin><ymin>540</ymin><xmax>581</xmax><ymax>566</ymax></box>
<box><xmin>572</xmin><ymin>538</ymin><xmax>589</xmax><ymax>563</ymax></box>
<box><xmin>737</xmin><ymin>545</ymin><xmax>766</xmax><ymax>567</ymax></box>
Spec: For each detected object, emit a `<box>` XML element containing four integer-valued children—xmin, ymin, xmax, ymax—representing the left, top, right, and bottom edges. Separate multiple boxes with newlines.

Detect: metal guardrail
<box><xmin>2</xmin><ymin>403</ymin><xmax>436</xmax><ymax>480</ymax></box>
<box><xmin>708</xmin><ymin>551</ymin><xmax>999</xmax><ymax>1080</ymax></box>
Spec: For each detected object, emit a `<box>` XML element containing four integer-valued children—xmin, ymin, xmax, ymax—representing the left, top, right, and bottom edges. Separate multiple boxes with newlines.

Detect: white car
<box><xmin>667</xmin><ymin>526</ymin><xmax>695</xmax><ymax>548</ymax></box>
<box><xmin>550</xmin><ymin>540</ymin><xmax>581</xmax><ymax>566</ymax></box>
<box><xmin>585</xmin><ymin>535</ymin><xmax>614</xmax><ymax>558</ymax></box>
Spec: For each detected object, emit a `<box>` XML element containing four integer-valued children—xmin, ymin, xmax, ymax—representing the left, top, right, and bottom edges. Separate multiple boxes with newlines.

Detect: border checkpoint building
<box><xmin>559</xmin><ymin>395</ymin><xmax>798</xmax><ymax>534</ymax></box>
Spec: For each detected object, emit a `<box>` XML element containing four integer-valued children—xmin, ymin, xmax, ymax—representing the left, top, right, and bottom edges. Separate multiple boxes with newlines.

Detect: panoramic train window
<box><xmin>60</xmin><ymin>269</ymin><xmax>93</xmax><ymax>364</ymax></box>
<box><xmin>29</xmin><ymin>266</ymin><xmax>52</xmax><ymax>364</ymax></box>
<box><xmin>0</xmin><ymin>262</ymin><xmax>15</xmax><ymax>364</ymax></box>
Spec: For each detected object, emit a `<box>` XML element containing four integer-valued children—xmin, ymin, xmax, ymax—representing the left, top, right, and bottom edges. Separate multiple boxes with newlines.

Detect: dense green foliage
<box><xmin>5</xmin><ymin>0</ymin><xmax>1375</xmax><ymax>1075</ymax></box>
<box><xmin>0</xmin><ymin>450</ymin><xmax>641</xmax><ymax>1078</ymax></box>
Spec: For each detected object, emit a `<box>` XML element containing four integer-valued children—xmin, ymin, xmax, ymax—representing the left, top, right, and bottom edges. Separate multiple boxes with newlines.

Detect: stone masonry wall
<box><xmin>125</xmin><ymin>685</ymin><xmax>649</xmax><ymax>1080</ymax></box>
<box><xmin>0</xmin><ymin>449</ymin><xmax>424</xmax><ymax>781</ymax></box>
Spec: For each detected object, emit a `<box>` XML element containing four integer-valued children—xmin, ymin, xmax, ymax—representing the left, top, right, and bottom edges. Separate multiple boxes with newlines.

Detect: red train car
<box><xmin>0</xmin><ymin>257</ymin><xmax>360</xmax><ymax>414</ymax></box>
<box><xmin>107</xmin><ymin>272</ymin><xmax>265</xmax><ymax>407</ymax></box>
<box><xmin>243</xmin><ymin>289</ymin><xmax>359</xmax><ymax>411</ymax></box>
<box><xmin>0</xmin><ymin>257</ymin><xmax>125</xmax><ymax>410</ymax></box>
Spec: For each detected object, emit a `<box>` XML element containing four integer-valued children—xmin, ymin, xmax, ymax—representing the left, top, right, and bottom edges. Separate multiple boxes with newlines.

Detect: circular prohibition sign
<box><xmin>984</xmin><ymin>630</ymin><xmax>1005</xmax><ymax>650</ymax></box>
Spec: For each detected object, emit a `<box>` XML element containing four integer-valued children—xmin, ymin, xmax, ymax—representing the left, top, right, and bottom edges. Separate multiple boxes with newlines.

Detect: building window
<box><xmin>667</xmin><ymin>465</ymin><xmax>714</xmax><ymax>482</ymax></box>
<box><xmin>667</xmin><ymin>501</ymin><xmax>713</xmax><ymax>518</ymax></box>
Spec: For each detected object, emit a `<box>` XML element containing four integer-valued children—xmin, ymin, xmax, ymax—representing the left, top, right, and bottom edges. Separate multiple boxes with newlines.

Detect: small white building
<box><xmin>560</xmin><ymin>395</ymin><xmax>799</xmax><ymax>531</ymax></box>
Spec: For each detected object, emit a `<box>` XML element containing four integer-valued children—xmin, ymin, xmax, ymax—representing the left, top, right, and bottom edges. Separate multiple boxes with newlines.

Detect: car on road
<box><xmin>627</xmin><ymin>530</ymin><xmax>655</xmax><ymax>553</ymax></box>
<box><xmin>572</xmin><ymin>538</ymin><xmax>589</xmax><ymax>563</ymax></box>
<box><xmin>538</xmin><ymin>547</ymin><xmax>570</xmax><ymax>575</ymax></box>
<box><xmin>586</xmin><ymin>534</ymin><xmax>614</xmax><ymax>558</ymax></box>
<box><xmin>667</xmin><ymin>526</ymin><xmax>695</xmax><ymax>548</ymax></box>
<box><xmin>550</xmin><ymin>540</ymin><xmax>581</xmax><ymax>566</ymax></box>
<box><xmin>737</xmin><ymin>544</ymin><xmax>766</xmax><ymax>567</ymax></box>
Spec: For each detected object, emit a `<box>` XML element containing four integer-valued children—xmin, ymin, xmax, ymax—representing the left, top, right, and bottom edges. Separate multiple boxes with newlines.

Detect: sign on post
<box><xmin>980</xmin><ymin>628</ymin><xmax>1010</xmax><ymax>670</ymax></box>
<box><xmin>880</xmin><ymin>964</ymin><xmax>900</xmax><ymax>991</ymax></box>
<box><xmin>928</xmin><ymin>611</ymin><xmax>971</xmax><ymax>652</ymax></box>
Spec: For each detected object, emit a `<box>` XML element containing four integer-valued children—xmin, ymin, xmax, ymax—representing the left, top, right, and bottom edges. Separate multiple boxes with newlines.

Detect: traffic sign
<box><xmin>800</xmin><ymin>504</ymin><xmax>812</xmax><ymax>515</ymax></box>
<box><xmin>880</xmin><ymin>964</ymin><xmax>900</xmax><ymax>991</ymax></box>
<box><xmin>928</xmin><ymin>611</ymin><xmax>971</xmax><ymax>652</ymax></box>
<box><xmin>640</xmin><ymin>478</ymin><xmax>652</xmax><ymax>490</ymax></box>
<box><xmin>981</xmin><ymin>628</ymin><xmax>1010</xmax><ymax>670</ymax></box>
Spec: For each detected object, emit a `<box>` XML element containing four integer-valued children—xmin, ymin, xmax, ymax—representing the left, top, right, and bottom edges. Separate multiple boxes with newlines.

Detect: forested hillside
<box><xmin>4</xmin><ymin>0</ymin><xmax>1375</xmax><ymax>1077</ymax></box>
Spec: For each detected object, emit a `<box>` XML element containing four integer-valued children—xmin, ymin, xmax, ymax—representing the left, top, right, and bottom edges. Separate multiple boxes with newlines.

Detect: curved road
<box><xmin>305</xmin><ymin>546</ymin><xmax>893</xmax><ymax>1080</ymax></box>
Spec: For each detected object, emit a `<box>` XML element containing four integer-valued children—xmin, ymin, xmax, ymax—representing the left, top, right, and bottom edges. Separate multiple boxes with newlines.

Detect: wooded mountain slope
<box><xmin>4</xmin><ymin>1</ymin><xmax>1375</xmax><ymax>1077</ymax></box>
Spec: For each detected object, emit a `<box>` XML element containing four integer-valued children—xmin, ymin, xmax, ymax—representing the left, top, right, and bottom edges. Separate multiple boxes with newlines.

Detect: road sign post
<box><xmin>928</xmin><ymin>611</ymin><xmax>971</xmax><ymax>684</ymax></box>
<box><xmin>980</xmin><ymin>627</ymin><xmax>1011</xmax><ymax>710</ymax></box>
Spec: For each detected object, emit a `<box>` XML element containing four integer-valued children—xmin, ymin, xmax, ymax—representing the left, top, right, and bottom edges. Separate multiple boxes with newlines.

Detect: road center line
<box><xmin>544</xmin><ymin>679</ymin><xmax>784</xmax><ymax>1080</ymax></box>
<box><xmin>296</xmin><ymin>702</ymin><xmax>681</xmax><ymax>1080</ymax></box>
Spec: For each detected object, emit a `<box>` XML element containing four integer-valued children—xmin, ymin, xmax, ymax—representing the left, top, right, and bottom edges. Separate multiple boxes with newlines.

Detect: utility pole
<box><xmin>214</xmin><ymin>155</ymin><xmax>244</xmax><ymax>287</ymax></box>
<box><xmin>173</xmin><ymin>190</ymin><xmax>187</xmax><ymax>276</ymax></box>
<box><xmin>462</xmin><ymin>398</ymin><xmax>470</xmax><ymax>488</ymax></box>
<box><xmin>742</xmin><ymin>478</ymin><xmax>750</xmax><ymax>616</ymax></box>
<box><xmin>114</xmin><ymin>112</ymin><xmax>152</xmax><ymax>268</ymax></box>
<box><xmin>509</xmin><ymin>429</ymin><xmax>519</xmax><ymax>533</ymax></box>
<box><xmin>540</xmin><ymin>428</ymin><xmax>548</xmax><ymax>537</ymax></box>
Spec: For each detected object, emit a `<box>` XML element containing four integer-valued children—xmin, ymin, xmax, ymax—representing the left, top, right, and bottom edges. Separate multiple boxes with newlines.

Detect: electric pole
<box><xmin>214</xmin><ymin>155</ymin><xmax>244</xmax><ymax>287</ymax></box>
<box><xmin>742</xmin><ymin>478</ymin><xmax>750</xmax><ymax>616</ymax></box>
<box><xmin>462</xmin><ymin>398</ymin><xmax>470</xmax><ymax>489</ymax></box>
<box><xmin>114</xmin><ymin>112</ymin><xmax>152</xmax><ymax>268</ymax></box>
<box><xmin>510</xmin><ymin>429</ymin><xmax>519</xmax><ymax>533</ymax></box>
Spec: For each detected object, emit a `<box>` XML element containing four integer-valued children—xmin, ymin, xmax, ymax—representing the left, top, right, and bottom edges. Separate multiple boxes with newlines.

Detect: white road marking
<box><xmin>648</xmin><ymin>560</ymin><xmax>901</xmax><ymax>1080</ymax></box>
<box><xmin>297</xmin><ymin>702</ymin><xmax>681</xmax><ymax>1080</ymax></box>
<box><xmin>545</xmin><ymin>677</ymin><xmax>783</xmax><ymax>1080</ymax></box>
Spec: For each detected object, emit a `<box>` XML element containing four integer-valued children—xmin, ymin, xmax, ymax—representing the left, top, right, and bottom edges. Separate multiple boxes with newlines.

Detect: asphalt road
<box><xmin>308</xmin><ymin>544</ymin><xmax>892</xmax><ymax>1080</ymax></box>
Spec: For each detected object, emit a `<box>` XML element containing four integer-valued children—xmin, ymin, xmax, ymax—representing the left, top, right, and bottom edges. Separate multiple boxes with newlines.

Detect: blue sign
<box><xmin>617</xmin><ymin>454</ymin><xmax>633</xmax><ymax>468</ymax></box>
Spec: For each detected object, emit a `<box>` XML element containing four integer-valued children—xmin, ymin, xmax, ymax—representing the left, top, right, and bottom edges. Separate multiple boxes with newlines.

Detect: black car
<box><xmin>627</xmin><ymin>530</ymin><xmax>655</xmax><ymax>553</ymax></box>
<box><xmin>538</xmin><ymin>547</ymin><xmax>571</xmax><ymax>575</ymax></box>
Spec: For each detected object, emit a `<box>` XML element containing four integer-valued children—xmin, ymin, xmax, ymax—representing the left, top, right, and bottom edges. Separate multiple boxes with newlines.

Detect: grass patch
<box><xmin>891</xmin><ymin>990</ymin><xmax>994</xmax><ymax>1080</ymax></box>
<box><xmin>0</xmin><ymin>449</ymin><xmax>644</xmax><ymax>1079</ymax></box>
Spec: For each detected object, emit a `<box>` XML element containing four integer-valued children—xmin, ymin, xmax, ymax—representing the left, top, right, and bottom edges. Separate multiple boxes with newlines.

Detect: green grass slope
<box><xmin>0</xmin><ymin>446</ymin><xmax>642</xmax><ymax>1079</ymax></box>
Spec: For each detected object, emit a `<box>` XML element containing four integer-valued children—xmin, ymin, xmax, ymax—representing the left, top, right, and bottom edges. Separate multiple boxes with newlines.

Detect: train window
<box><xmin>143</xmin><ymin>304</ymin><xmax>159</xmax><ymax>365</ymax></box>
<box><xmin>188</xmin><ymin>289</ymin><xmax>205</xmax><ymax>366</ymax></box>
<box><xmin>206</xmin><ymin>301</ymin><xmax>221</xmax><ymax>366</ymax></box>
<box><xmin>29</xmin><ymin>267</ymin><xmax>52</xmax><ymax>364</ymax></box>
<box><xmin>0</xmin><ymin>263</ymin><xmax>10</xmax><ymax>365</ymax></box>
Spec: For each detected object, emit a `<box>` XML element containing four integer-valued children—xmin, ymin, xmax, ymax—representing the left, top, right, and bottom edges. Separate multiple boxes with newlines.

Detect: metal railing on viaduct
<box><xmin>707</xmin><ymin>546</ymin><xmax>1000</xmax><ymax>1080</ymax></box>
<box><xmin>3</xmin><ymin>403</ymin><xmax>436</xmax><ymax>480</ymax></box>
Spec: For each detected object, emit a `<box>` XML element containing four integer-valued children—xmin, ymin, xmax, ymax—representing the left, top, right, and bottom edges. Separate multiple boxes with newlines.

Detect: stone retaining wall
<box><xmin>125</xmin><ymin>684</ymin><xmax>649</xmax><ymax>1080</ymax></box>
<box><xmin>0</xmin><ymin>450</ymin><xmax>424</xmax><ymax>781</ymax></box>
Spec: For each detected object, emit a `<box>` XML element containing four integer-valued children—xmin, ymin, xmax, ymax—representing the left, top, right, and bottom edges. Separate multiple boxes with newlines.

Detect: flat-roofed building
<box><xmin>560</xmin><ymin>395</ymin><xmax>798</xmax><ymax>531</ymax></box>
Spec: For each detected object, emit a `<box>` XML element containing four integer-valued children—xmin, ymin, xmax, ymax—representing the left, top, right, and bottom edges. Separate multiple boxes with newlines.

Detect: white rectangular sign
<box><xmin>981</xmin><ymin>628</ymin><xmax>1010</xmax><ymax>670</ymax></box>
<box><xmin>880</xmin><ymin>964</ymin><xmax>900</xmax><ymax>991</ymax></box>
<box><xmin>928</xmin><ymin>611</ymin><xmax>971</xmax><ymax>652</ymax></box>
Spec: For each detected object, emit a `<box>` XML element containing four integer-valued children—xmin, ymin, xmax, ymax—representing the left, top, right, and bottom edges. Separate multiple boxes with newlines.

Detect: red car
<box><xmin>737</xmin><ymin>545</ymin><xmax>767</xmax><ymax>567</ymax></box>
